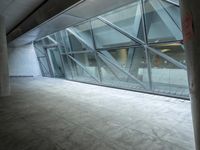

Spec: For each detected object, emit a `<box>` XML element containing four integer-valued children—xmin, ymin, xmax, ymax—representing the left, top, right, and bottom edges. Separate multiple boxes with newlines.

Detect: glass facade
<box><xmin>34</xmin><ymin>0</ymin><xmax>189</xmax><ymax>99</ymax></box>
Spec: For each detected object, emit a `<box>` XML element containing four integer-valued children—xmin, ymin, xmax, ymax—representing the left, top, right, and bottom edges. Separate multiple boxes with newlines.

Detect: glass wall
<box><xmin>34</xmin><ymin>0</ymin><xmax>189</xmax><ymax>99</ymax></box>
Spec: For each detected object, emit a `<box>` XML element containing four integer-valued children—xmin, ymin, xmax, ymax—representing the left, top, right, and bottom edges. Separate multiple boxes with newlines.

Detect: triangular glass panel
<box><xmin>68</xmin><ymin>53</ymin><xmax>99</xmax><ymax>84</ymax></box>
<box><xmin>61</xmin><ymin>55</ymin><xmax>73</xmax><ymax>80</ymax></box>
<box><xmin>47</xmin><ymin>47</ymin><xmax>65</xmax><ymax>79</ymax></box>
<box><xmin>34</xmin><ymin>41</ymin><xmax>46</xmax><ymax>57</ymax></box>
<box><xmin>101</xmin><ymin>1</ymin><xmax>145</xmax><ymax>42</ymax></box>
<box><xmin>144</xmin><ymin>0</ymin><xmax>182</xmax><ymax>43</ymax></box>
<box><xmin>38</xmin><ymin>57</ymin><xmax>51</xmax><ymax>77</ymax></box>
<box><xmin>160</xmin><ymin>0</ymin><xmax>181</xmax><ymax>29</ymax></box>
<box><xmin>68</xmin><ymin>21</ymin><xmax>94</xmax><ymax>52</ymax></box>
<box><xmin>91</xmin><ymin>19</ymin><xmax>139</xmax><ymax>49</ymax></box>
<box><xmin>150</xmin><ymin>42</ymin><xmax>186</xmax><ymax>65</ymax></box>
<box><xmin>148</xmin><ymin>50</ymin><xmax>189</xmax><ymax>97</ymax></box>
<box><xmin>97</xmin><ymin>52</ymin><xmax>146</xmax><ymax>90</ymax></box>
<box><xmin>101</xmin><ymin>47</ymin><xmax>150</xmax><ymax>88</ymax></box>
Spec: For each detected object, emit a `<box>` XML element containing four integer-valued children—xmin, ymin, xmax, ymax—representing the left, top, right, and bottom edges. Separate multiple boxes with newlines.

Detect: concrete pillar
<box><xmin>180</xmin><ymin>1</ymin><xmax>200</xmax><ymax>149</ymax></box>
<box><xmin>0</xmin><ymin>15</ymin><xmax>10</xmax><ymax>97</ymax></box>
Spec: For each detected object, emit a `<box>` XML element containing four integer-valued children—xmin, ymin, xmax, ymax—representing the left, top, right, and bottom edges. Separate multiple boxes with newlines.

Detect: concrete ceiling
<box><xmin>7</xmin><ymin>0</ymin><xmax>136</xmax><ymax>47</ymax></box>
<box><xmin>0</xmin><ymin>0</ymin><xmax>46</xmax><ymax>33</ymax></box>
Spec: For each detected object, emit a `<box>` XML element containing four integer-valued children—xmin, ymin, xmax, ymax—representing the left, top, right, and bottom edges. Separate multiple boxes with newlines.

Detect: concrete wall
<box><xmin>8</xmin><ymin>43</ymin><xmax>41</xmax><ymax>77</ymax></box>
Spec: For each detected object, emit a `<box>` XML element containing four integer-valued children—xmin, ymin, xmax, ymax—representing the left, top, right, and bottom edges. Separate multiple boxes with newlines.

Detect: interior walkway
<box><xmin>0</xmin><ymin>77</ymin><xmax>195</xmax><ymax>150</ymax></box>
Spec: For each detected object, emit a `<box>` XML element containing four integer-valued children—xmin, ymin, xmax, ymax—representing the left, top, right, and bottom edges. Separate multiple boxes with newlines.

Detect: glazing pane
<box><xmin>101</xmin><ymin>1</ymin><xmax>144</xmax><ymax>41</ymax></box>
<box><xmin>91</xmin><ymin>19</ymin><xmax>137</xmax><ymax>49</ymax></box>
<box><xmin>160</xmin><ymin>0</ymin><xmax>181</xmax><ymax>29</ymax></box>
<box><xmin>47</xmin><ymin>47</ymin><xmax>65</xmax><ymax>78</ymax></box>
<box><xmin>144</xmin><ymin>0</ymin><xmax>182</xmax><ymax>43</ymax></box>
<box><xmin>61</xmin><ymin>55</ymin><xmax>73</xmax><ymax>80</ymax></box>
<box><xmin>54</xmin><ymin>31</ymin><xmax>70</xmax><ymax>53</ymax></box>
<box><xmin>68</xmin><ymin>21</ymin><xmax>94</xmax><ymax>52</ymax></box>
<box><xmin>150</xmin><ymin>42</ymin><xmax>186</xmax><ymax>65</ymax></box>
<box><xmin>148</xmin><ymin>51</ymin><xmax>189</xmax><ymax>97</ymax></box>
<box><xmin>101</xmin><ymin>47</ymin><xmax>149</xmax><ymax>88</ymax></box>
<box><xmin>38</xmin><ymin>57</ymin><xmax>51</xmax><ymax>77</ymax></box>
<box><xmin>68</xmin><ymin>53</ymin><xmax>99</xmax><ymax>83</ymax></box>
<box><xmin>34</xmin><ymin>41</ymin><xmax>46</xmax><ymax>57</ymax></box>
<box><xmin>98</xmin><ymin>52</ymin><xmax>146</xmax><ymax>90</ymax></box>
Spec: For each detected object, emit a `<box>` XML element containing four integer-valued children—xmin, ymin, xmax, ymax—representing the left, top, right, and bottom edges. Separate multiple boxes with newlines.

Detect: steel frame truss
<box><xmin>34</xmin><ymin>0</ymin><xmax>188</xmax><ymax>99</ymax></box>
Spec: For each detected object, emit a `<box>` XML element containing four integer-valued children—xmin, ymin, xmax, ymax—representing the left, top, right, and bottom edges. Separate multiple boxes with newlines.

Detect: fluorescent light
<box><xmin>161</xmin><ymin>49</ymin><xmax>171</xmax><ymax>53</ymax></box>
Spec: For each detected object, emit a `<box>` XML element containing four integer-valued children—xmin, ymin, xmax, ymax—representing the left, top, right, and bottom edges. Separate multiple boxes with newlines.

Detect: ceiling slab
<box><xmin>8</xmin><ymin>0</ymin><xmax>137</xmax><ymax>47</ymax></box>
<box><xmin>67</xmin><ymin>0</ymin><xmax>136</xmax><ymax>19</ymax></box>
<box><xmin>0</xmin><ymin>0</ymin><xmax>46</xmax><ymax>33</ymax></box>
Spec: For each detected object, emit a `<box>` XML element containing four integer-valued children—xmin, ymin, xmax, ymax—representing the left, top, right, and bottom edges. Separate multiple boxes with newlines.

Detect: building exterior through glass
<box><xmin>34</xmin><ymin>0</ymin><xmax>189</xmax><ymax>99</ymax></box>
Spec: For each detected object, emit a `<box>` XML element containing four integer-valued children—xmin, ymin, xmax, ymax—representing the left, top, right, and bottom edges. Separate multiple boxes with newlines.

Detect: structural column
<box><xmin>0</xmin><ymin>15</ymin><xmax>10</xmax><ymax>97</ymax></box>
<box><xmin>180</xmin><ymin>1</ymin><xmax>200</xmax><ymax>149</ymax></box>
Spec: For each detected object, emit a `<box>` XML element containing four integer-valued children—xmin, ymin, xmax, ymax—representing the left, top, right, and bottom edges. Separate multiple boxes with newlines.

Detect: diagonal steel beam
<box><xmin>67</xmin><ymin>28</ymin><xmax>94</xmax><ymax>52</ymax></box>
<box><xmin>150</xmin><ymin>0</ymin><xmax>182</xmax><ymax>38</ymax></box>
<box><xmin>47</xmin><ymin>35</ymin><xmax>58</xmax><ymax>44</ymax></box>
<box><xmin>159</xmin><ymin>0</ymin><xmax>181</xmax><ymax>30</ymax></box>
<box><xmin>68</xmin><ymin>54</ymin><xmax>100</xmax><ymax>83</ymax></box>
<box><xmin>34</xmin><ymin>45</ymin><xmax>46</xmax><ymax>56</ymax></box>
<box><xmin>147</xmin><ymin>46</ymin><xmax>187</xmax><ymax>69</ymax></box>
<box><xmin>97</xmin><ymin>53</ymin><xmax>123</xmax><ymax>80</ymax></box>
<box><xmin>38</xmin><ymin>58</ymin><xmax>50</xmax><ymax>75</ymax></box>
<box><xmin>98</xmin><ymin>16</ymin><xmax>144</xmax><ymax>45</ymax></box>
<box><xmin>98</xmin><ymin>52</ymin><xmax>147</xmax><ymax>89</ymax></box>
<box><xmin>98</xmin><ymin>16</ymin><xmax>187</xmax><ymax>70</ymax></box>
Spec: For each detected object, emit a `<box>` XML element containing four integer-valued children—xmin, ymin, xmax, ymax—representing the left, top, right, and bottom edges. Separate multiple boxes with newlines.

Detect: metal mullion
<box><xmin>65</xmin><ymin>30</ymin><xmax>73</xmax><ymax>53</ymax></box>
<box><xmin>55</xmin><ymin>33</ymin><xmax>67</xmax><ymax>79</ymax></box>
<box><xmin>67</xmin><ymin>30</ymin><xmax>77</xmax><ymax>79</ymax></box>
<box><xmin>98</xmin><ymin>52</ymin><xmax>147</xmax><ymax>89</ymax></box>
<box><xmin>96</xmin><ymin>44</ymin><xmax>141</xmax><ymax>51</ymax></box>
<box><xmin>59</xmin><ymin>31</ymin><xmax>69</xmax><ymax>53</ymax></box>
<box><xmin>127</xmin><ymin>48</ymin><xmax>136</xmax><ymax>72</ymax></box>
<box><xmin>144</xmin><ymin>47</ymin><xmax>153</xmax><ymax>90</ymax></box>
<box><xmin>126</xmin><ymin>48</ymin><xmax>136</xmax><ymax>82</ymax></box>
<box><xmin>140</xmin><ymin>0</ymin><xmax>152</xmax><ymax>90</ymax></box>
<box><xmin>38</xmin><ymin>58</ymin><xmax>50</xmax><ymax>76</ymax></box>
<box><xmin>163</xmin><ymin>0</ymin><xmax>179</xmax><ymax>7</ymax></box>
<box><xmin>94</xmin><ymin>54</ymin><xmax>102</xmax><ymax>82</ymax></box>
<box><xmin>90</xmin><ymin>20</ymin><xmax>98</xmax><ymax>50</ymax></box>
<box><xmin>68</xmin><ymin>50</ymin><xmax>92</xmax><ymax>54</ymax></box>
<box><xmin>66</xmin><ymin>55</ymin><xmax>74</xmax><ymax>79</ymax></box>
<box><xmin>89</xmin><ymin>20</ymin><xmax>102</xmax><ymax>82</ymax></box>
<box><xmin>67</xmin><ymin>30</ymin><xmax>75</xmax><ymax>52</ymax></box>
<box><xmin>37</xmin><ymin>58</ymin><xmax>45</xmax><ymax>76</ymax></box>
<box><xmin>42</xmin><ymin>40</ymin><xmax>54</xmax><ymax>77</ymax></box>
<box><xmin>68</xmin><ymin>55</ymin><xmax>100</xmax><ymax>83</ymax></box>
<box><xmin>140</xmin><ymin>0</ymin><xmax>148</xmax><ymax>44</ymax></box>
<box><xmin>57</xmin><ymin>31</ymin><xmax>74</xmax><ymax>79</ymax></box>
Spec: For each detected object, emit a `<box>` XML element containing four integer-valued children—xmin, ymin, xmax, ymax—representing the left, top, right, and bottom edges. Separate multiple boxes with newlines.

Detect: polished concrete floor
<box><xmin>0</xmin><ymin>77</ymin><xmax>195</xmax><ymax>150</ymax></box>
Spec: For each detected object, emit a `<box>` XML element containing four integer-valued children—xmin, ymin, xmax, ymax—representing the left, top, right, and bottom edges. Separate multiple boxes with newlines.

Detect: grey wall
<box><xmin>8</xmin><ymin>43</ymin><xmax>41</xmax><ymax>77</ymax></box>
